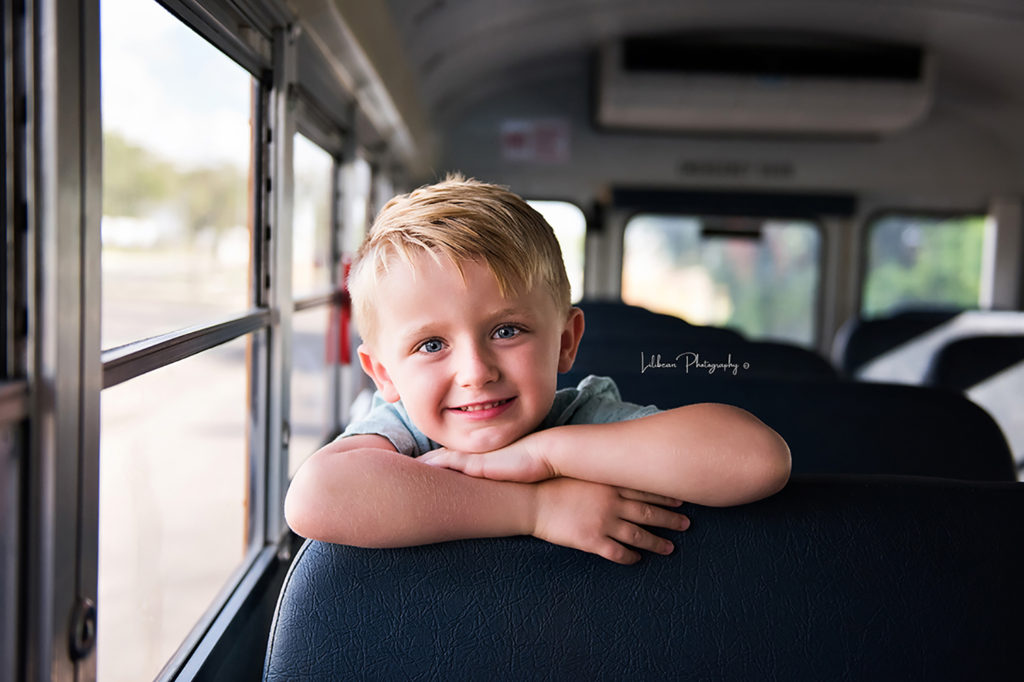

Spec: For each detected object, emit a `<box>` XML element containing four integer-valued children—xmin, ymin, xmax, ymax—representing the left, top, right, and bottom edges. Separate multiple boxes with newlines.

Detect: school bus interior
<box><xmin>3</xmin><ymin>0</ymin><xmax>1024</xmax><ymax>680</ymax></box>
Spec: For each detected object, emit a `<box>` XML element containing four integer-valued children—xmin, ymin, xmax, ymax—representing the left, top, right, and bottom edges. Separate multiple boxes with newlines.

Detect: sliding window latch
<box><xmin>69</xmin><ymin>597</ymin><xmax>97</xmax><ymax>660</ymax></box>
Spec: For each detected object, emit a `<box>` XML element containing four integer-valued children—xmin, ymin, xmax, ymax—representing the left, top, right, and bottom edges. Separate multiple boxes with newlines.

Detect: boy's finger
<box><xmin>416</xmin><ymin>450</ymin><xmax>445</xmax><ymax>463</ymax></box>
<box><xmin>621</xmin><ymin>501</ymin><xmax>691</xmax><ymax>531</ymax></box>
<box><xmin>612</xmin><ymin>521</ymin><xmax>675</xmax><ymax>556</ymax></box>
<box><xmin>418</xmin><ymin>450</ymin><xmax>463</xmax><ymax>467</ymax></box>
<box><xmin>418</xmin><ymin>454</ymin><xmax>449</xmax><ymax>468</ymax></box>
<box><xmin>617</xmin><ymin>488</ymin><xmax>684</xmax><ymax>507</ymax></box>
<box><xmin>592</xmin><ymin>539</ymin><xmax>641</xmax><ymax>565</ymax></box>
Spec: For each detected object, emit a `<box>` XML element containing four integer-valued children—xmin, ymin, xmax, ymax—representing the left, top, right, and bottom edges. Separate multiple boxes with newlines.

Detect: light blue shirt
<box><xmin>339</xmin><ymin>375</ymin><xmax>660</xmax><ymax>456</ymax></box>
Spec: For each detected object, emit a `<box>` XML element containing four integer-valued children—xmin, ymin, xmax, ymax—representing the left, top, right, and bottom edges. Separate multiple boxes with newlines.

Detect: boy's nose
<box><xmin>454</xmin><ymin>343</ymin><xmax>500</xmax><ymax>387</ymax></box>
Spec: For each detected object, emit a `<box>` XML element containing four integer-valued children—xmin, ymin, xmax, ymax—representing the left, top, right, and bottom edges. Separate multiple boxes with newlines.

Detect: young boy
<box><xmin>285</xmin><ymin>175</ymin><xmax>790</xmax><ymax>564</ymax></box>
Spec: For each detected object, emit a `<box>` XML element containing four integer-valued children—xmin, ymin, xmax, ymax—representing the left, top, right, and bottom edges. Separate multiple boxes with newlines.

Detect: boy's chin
<box><xmin>438</xmin><ymin>431</ymin><xmax>522</xmax><ymax>454</ymax></box>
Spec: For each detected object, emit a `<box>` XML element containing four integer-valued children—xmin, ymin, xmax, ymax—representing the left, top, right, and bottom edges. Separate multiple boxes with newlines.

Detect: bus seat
<box><xmin>738</xmin><ymin>340</ymin><xmax>839</xmax><ymax>381</ymax></box>
<box><xmin>924</xmin><ymin>335</ymin><xmax>1024</xmax><ymax>391</ymax></box>
<box><xmin>574</xmin><ymin>301</ymin><xmax>837</xmax><ymax>381</ymax></box>
<box><xmin>832</xmin><ymin>308</ymin><xmax>961</xmax><ymax>376</ymax></box>
<box><xmin>573</xmin><ymin>339</ymin><xmax>838</xmax><ymax>382</ymax></box>
<box><xmin>264</xmin><ymin>476</ymin><xmax>1024</xmax><ymax>681</ymax></box>
<box><xmin>557</xmin><ymin>372</ymin><xmax>1016</xmax><ymax>481</ymax></box>
<box><xmin>577</xmin><ymin>300</ymin><xmax>744</xmax><ymax>344</ymax></box>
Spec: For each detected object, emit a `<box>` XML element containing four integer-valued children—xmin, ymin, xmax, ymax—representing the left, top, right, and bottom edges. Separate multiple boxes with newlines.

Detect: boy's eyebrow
<box><xmin>487</xmin><ymin>305</ymin><xmax>536</xmax><ymax>320</ymax></box>
<box><xmin>397</xmin><ymin>321</ymin><xmax>440</xmax><ymax>343</ymax></box>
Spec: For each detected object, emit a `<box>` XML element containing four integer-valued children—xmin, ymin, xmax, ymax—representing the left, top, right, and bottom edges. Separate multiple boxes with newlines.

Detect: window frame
<box><xmin>94</xmin><ymin>3</ymin><xmax>277</xmax><ymax>677</ymax></box>
<box><xmin>1</xmin><ymin>2</ymin><xmax>25</xmax><ymax>677</ymax></box>
<box><xmin>288</xmin><ymin>99</ymin><xmax>346</xmax><ymax>476</ymax></box>
<box><xmin>7</xmin><ymin>0</ymin><xmax>403</xmax><ymax>676</ymax></box>
<box><xmin>20</xmin><ymin>1</ymin><xmax>105</xmax><ymax>679</ymax></box>
<box><xmin>10</xmin><ymin>0</ymin><xmax>367</xmax><ymax>678</ymax></box>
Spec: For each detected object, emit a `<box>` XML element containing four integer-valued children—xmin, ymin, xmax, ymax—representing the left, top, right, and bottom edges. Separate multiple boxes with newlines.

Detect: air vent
<box><xmin>623</xmin><ymin>33</ymin><xmax>924</xmax><ymax>81</ymax></box>
<box><xmin>597</xmin><ymin>32</ymin><xmax>934</xmax><ymax>136</ymax></box>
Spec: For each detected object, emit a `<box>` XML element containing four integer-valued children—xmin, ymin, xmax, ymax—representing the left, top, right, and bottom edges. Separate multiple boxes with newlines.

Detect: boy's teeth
<box><xmin>459</xmin><ymin>399</ymin><xmax>507</xmax><ymax>412</ymax></box>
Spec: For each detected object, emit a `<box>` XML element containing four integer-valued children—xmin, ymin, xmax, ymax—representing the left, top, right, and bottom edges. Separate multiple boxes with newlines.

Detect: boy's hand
<box><xmin>418</xmin><ymin>439</ymin><xmax>555</xmax><ymax>482</ymax></box>
<box><xmin>531</xmin><ymin>477</ymin><xmax>689</xmax><ymax>565</ymax></box>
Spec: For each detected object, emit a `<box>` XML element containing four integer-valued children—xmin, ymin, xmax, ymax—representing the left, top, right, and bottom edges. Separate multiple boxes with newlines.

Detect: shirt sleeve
<box><xmin>337</xmin><ymin>392</ymin><xmax>438</xmax><ymax>456</ymax></box>
<box><xmin>545</xmin><ymin>375</ymin><xmax>660</xmax><ymax>428</ymax></box>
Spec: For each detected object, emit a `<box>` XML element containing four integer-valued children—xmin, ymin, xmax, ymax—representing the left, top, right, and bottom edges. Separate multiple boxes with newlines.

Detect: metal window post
<box><xmin>23</xmin><ymin>0</ymin><xmax>102</xmax><ymax>679</ymax></box>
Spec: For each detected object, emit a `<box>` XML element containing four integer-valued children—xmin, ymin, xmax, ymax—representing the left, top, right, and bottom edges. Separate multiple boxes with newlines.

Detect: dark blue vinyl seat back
<box><xmin>575</xmin><ymin>301</ymin><xmax>838</xmax><ymax>382</ymax></box>
<box><xmin>732</xmin><ymin>339</ymin><xmax>838</xmax><ymax>380</ymax></box>
<box><xmin>832</xmin><ymin>309</ymin><xmax>961</xmax><ymax>376</ymax></box>
<box><xmin>265</xmin><ymin>477</ymin><xmax>1024</xmax><ymax>681</ymax></box>
<box><xmin>924</xmin><ymin>335</ymin><xmax>1024</xmax><ymax>391</ymax></box>
<box><xmin>574</xmin><ymin>337</ymin><xmax>839</xmax><ymax>382</ymax></box>
<box><xmin>558</xmin><ymin>372</ymin><xmax>1016</xmax><ymax>481</ymax></box>
<box><xmin>577</xmin><ymin>300</ymin><xmax>744</xmax><ymax>344</ymax></box>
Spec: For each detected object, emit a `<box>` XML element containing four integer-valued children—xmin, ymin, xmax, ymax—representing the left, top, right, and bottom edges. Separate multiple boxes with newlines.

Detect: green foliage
<box><xmin>862</xmin><ymin>215</ymin><xmax>984</xmax><ymax>317</ymax></box>
<box><xmin>624</xmin><ymin>216</ymin><xmax>821</xmax><ymax>346</ymax></box>
<box><xmin>103</xmin><ymin>130</ymin><xmax>249</xmax><ymax>238</ymax></box>
<box><xmin>712</xmin><ymin>224</ymin><xmax>820</xmax><ymax>344</ymax></box>
<box><xmin>103</xmin><ymin>131</ymin><xmax>177</xmax><ymax>216</ymax></box>
<box><xmin>176</xmin><ymin>164</ymin><xmax>249</xmax><ymax>234</ymax></box>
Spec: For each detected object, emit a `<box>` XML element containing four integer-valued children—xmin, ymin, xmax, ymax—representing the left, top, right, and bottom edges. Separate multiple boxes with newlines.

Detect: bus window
<box><xmin>343</xmin><ymin>156</ymin><xmax>373</xmax><ymax>254</ymax></box>
<box><xmin>292</xmin><ymin>134</ymin><xmax>334</xmax><ymax>299</ymax></box>
<box><xmin>622</xmin><ymin>214</ymin><xmax>822</xmax><ymax>346</ymax></box>
<box><xmin>98</xmin><ymin>0</ymin><xmax>257</xmax><ymax>679</ymax></box>
<box><xmin>528</xmin><ymin>200</ymin><xmax>585</xmax><ymax>303</ymax></box>
<box><xmin>290</xmin><ymin>134</ymin><xmax>336</xmax><ymax>475</ymax></box>
<box><xmin>100</xmin><ymin>0</ymin><xmax>254</xmax><ymax>351</ymax></box>
<box><xmin>861</xmin><ymin>213</ymin><xmax>986</xmax><ymax>317</ymax></box>
<box><xmin>98</xmin><ymin>336</ymin><xmax>251</xmax><ymax>682</ymax></box>
<box><xmin>290</xmin><ymin>306</ymin><xmax>333</xmax><ymax>476</ymax></box>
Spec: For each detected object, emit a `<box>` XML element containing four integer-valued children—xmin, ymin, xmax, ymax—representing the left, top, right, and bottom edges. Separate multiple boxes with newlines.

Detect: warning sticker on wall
<box><xmin>500</xmin><ymin>118</ymin><xmax>570</xmax><ymax>163</ymax></box>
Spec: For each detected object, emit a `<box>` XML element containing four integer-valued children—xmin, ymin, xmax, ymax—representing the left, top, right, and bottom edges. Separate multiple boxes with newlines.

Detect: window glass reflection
<box><xmin>97</xmin><ymin>336</ymin><xmax>250</xmax><ymax>682</ymax></box>
<box><xmin>623</xmin><ymin>215</ymin><xmax>822</xmax><ymax>346</ymax></box>
<box><xmin>293</xmin><ymin>134</ymin><xmax>334</xmax><ymax>299</ymax></box>
<box><xmin>528</xmin><ymin>200</ymin><xmax>585</xmax><ymax>303</ymax></box>
<box><xmin>290</xmin><ymin>306</ymin><xmax>334</xmax><ymax>475</ymax></box>
<box><xmin>862</xmin><ymin>214</ymin><xmax>985</xmax><ymax>317</ymax></box>
<box><xmin>101</xmin><ymin>0</ymin><xmax>254</xmax><ymax>349</ymax></box>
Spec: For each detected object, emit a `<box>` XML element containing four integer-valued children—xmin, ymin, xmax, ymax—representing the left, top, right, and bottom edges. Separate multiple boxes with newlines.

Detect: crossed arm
<box><xmin>284</xmin><ymin>403</ymin><xmax>790</xmax><ymax>564</ymax></box>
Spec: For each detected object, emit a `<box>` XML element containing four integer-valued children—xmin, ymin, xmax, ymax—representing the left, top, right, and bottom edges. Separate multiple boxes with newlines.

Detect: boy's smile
<box><xmin>448</xmin><ymin>397</ymin><xmax>516</xmax><ymax>417</ymax></box>
<box><xmin>358</xmin><ymin>252</ymin><xmax>583</xmax><ymax>453</ymax></box>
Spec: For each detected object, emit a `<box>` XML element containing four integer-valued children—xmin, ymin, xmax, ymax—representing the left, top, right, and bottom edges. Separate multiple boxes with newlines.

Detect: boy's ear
<box><xmin>357</xmin><ymin>343</ymin><xmax>401</xmax><ymax>403</ymax></box>
<box><xmin>557</xmin><ymin>307</ymin><xmax>586</xmax><ymax>373</ymax></box>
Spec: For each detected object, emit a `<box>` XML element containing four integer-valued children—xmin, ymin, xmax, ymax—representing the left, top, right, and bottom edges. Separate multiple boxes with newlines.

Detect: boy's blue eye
<box><xmin>418</xmin><ymin>339</ymin><xmax>444</xmax><ymax>354</ymax></box>
<box><xmin>493</xmin><ymin>325</ymin><xmax>521</xmax><ymax>340</ymax></box>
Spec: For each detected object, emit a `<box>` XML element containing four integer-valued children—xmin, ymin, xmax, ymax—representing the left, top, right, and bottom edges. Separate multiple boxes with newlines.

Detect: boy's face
<box><xmin>358</xmin><ymin>252</ymin><xmax>583</xmax><ymax>453</ymax></box>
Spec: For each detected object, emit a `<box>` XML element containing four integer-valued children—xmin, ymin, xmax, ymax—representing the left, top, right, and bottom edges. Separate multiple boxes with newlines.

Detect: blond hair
<box><xmin>349</xmin><ymin>174</ymin><xmax>571</xmax><ymax>342</ymax></box>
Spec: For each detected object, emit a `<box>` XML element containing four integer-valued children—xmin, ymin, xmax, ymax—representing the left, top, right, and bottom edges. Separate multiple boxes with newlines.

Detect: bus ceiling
<box><xmin>300</xmin><ymin>0</ymin><xmax>1024</xmax><ymax>203</ymax></box>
